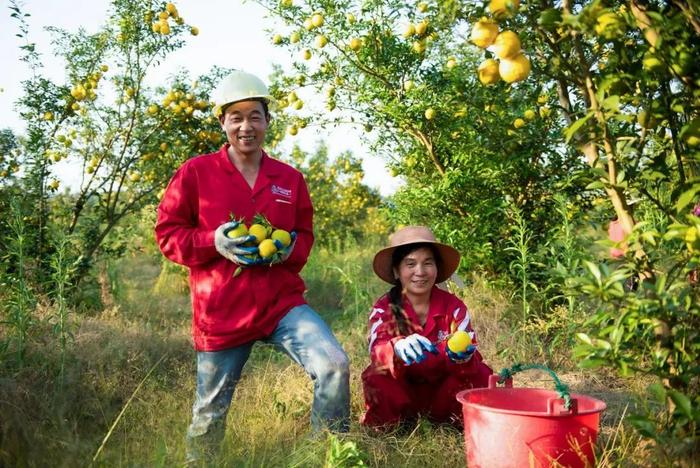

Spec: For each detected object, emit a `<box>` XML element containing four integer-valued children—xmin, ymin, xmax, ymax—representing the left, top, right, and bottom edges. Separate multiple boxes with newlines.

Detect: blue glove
<box><xmin>447</xmin><ymin>344</ymin><xmax>477</xmax><ymax>363</ymax></box>
<box><xmin>214</xmin><ymin>221</ymin><xmax>258</xmax><ymax>265</ymax></box>
<box><xmin>394</xmin><ymin>334</ymin><xmax>437</xmax><ymax>365</ymax></box>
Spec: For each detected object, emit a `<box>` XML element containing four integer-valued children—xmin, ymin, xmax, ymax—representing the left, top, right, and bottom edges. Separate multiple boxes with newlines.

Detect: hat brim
<box><xmin>372</xmin><ymin>241</ymin><xmax>461</xmax><ymax>284</ymax></box>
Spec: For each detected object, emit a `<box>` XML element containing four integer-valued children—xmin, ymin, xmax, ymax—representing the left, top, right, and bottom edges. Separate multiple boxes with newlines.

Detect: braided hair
<box><xmin>388</xmin><ymin>243</ymin><xmax>442</xmax><ymax>336</ymax></box>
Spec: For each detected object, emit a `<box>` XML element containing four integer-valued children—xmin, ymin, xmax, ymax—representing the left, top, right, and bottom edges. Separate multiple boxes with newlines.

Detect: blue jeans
<box><xmin>185</xmin><ymin>304</ymin><xmax>350</xmax><ymax>461</ymax></box>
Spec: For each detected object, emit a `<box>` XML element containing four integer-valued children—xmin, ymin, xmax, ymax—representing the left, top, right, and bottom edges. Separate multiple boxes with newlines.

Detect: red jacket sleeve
<box><xmin>284</xmin><ymin>174</ymin><xmax>314</xmax><ymax>273</ymax></box>
<box><xmin>155</xmin><ymin>162</ymin><xmax>219</xmax><ymax>267</ymax></box>
<box><xmin>367</xmin><ymin>295</ymin><xmax>406</xmax><ymax>378</ymax></box>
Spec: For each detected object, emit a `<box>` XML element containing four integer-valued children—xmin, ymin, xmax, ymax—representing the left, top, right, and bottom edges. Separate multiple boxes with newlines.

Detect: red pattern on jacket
<box><xmin>155</xmin><ymin>145</ymin><xmax>313</xmax><ymax>351</ymax></box>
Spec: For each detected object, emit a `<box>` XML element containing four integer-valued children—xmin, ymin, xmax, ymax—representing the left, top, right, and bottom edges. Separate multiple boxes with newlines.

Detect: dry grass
<box><xmin>0</xmin><ymin>246</ymin><xmax>670</xmax><ymax>467</ymax></box>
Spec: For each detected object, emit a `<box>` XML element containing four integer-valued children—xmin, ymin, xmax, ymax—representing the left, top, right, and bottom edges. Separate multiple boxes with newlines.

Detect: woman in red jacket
<box><xmin>361</xmin><ymin>226</ymin><xmax>492</xmax><ymax>428</ymax></box>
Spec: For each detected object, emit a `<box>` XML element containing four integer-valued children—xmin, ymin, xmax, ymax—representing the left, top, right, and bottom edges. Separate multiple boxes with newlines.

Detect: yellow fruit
<box><xmin>470</xmin><ymin>20</ymin><xmax>498</xmax><ymax>48</ymax></box>
<box><xmin>271</xmin><ymin>229</ymin><xmax>292</xmax><ymax>247</ymax></box>
<box><xmin>226</xmin><ymin>224</ymin><xmax>249</xmax><ymax>239</ymax></box>
<box><xmin>346</xmin><ymin>13</ymin><xmax>356</xmax><ymax>24</ymax></box>
<box><xmin>478</xmin><ymin>59</ymin><xmax>500</xmax><ymax>85</ymax></box>
<box><xmin>349</xmin><ymin>37</ymin><xmax>362</xmax><ymax>51</ymax></box>
<box><xmin>287</xmin><ymin>125</ymin><xmax>299</xmax><ymax>136</ymax></box>
<box><xmin>539</xmin><ymin>106</ymin><xmax>551</xmax><ymax>118</ymax></box>
<box><xmin>293</xmin><ymin>100</ymin><xmax>304</xmax><ymax>110</ymax></box>
<box><xmin>489</xmin><ymin>0</ymin><xmax>520</xmax><ymax>19</ymax></box>
<box><xmin>272</xmin><ymin>34</ymin><xmax>283</xmax><ymax>44</ymax></box>
<box><xmin>417</xmin><ymin>2</ymin><xmax>428</xmax><ymax>13</ymax></box>
<box><xmin>513</xmin><ymin>118</ymin><xmax>526</xmax><ymax>128</ymax></box>
<box><xmin>403</xmin><ymin>80</ymin><xmax>415</xmax><ymax>91</ymax></box>
<box><xmin>129</xmin><ymin>172</ymin><xmax>141</xmax><ymax>182</ymax></box>
<box><xmin>524</xmin><ymin>109</ymin><xmax>536</xmax><ymax>120</ymax></box>
<box><xmin>447</xmin><ymin>330</ymin><xmax>471</xmax><ymax>353</ymax></box>
<box><xmin>412</xmin><ymin>40</ymin><xmax>426</xmax><ymax>54</ymax></box>
<box><xmin>100</xmin><ymin>64</ymin><xmax>109</xmax><ymax>72</ymax></box>
<box><xmin>311</xmin><ymin>13</ymin><xmax>324</xmax><ymax>28</ymax></box>
<box><xmin>281</xmin><ymin>0</ymin><xmax>293</xmax><ymax>7</ymax></box>
<box><xmin>43</xmin><ymin>112</ymin><xmax>54</xmax><ymax>121</ymax></box>
<box><xmin>290</xmin><ymin>31</ymin><xmax>300</xmax><ymax>43</ymax></box>
<box><xmin>160</xmin><ymin>21</ymin><xmax>171</xmax><ymax>35</ymax></box>
<box><xmin>424</xmin><ymin>108</ymin><xmax>436</xmax><ymax>120</ymax></box>
<box><xmin>303</xmin><ymin>18</ymin><xmax>314</xmax><ymax>30</ymax></box>
<box><xmin>159</xmin><ymin>11</ymin><xmax>169</xmax><ymax>20</ymax></box>
<box><xmin>148</xmin><ymin>104</ymin><xmax>158</xmax><ymax>115</ymax></box>
<box><xmin>258</xmin><ymin>239</ymin><xmax>278</xmax><ymax>258</ymax></box>
<box><xmin>302</xmin><ymin>49</ymin><xmax>312</xmax><ymax>60</ymax></box>
<box><xmin>315</xmin><ymin>34</ymin><xmax>328</xmax><ymax>48</ymax></box>
<box><xmin>166</xmin><ymin>3</ymin><xmax>177</xmax><ymax>14</ymax></box>
<box><xmin>49</xmin><ymin>179</ymin><xmax>60</xmax><ymax>190</ymax></box>
<box><xmin>537</xmin><ymin>94</ymin><xmax>548</xmax><ymax>105</ymax></box>
<box><xmin>499</xmin><ymin>53</ymin><xmax>530</xmax><ymax>83</ymax></box>
<box><xmin>415</xmin><ymin>20</ymin><xmax>428</xmax><ymax>37</ymax></box>
<box><xmin>249</xmin><ymin>224</ymin><xmax>269</xmax><ymax>244</ymax></box>
<box><xmin>403</xmin><ymin>23</ymin><xmax>416</xmax><ymax>38</ymax></box>
<box><xmin>446</xmin><ymin>57</ymin><xmax>457</xmax><ymax>69</ymax></box>
<box><xmin>493</xmin><ymin>31</ymin><xmax>521</xmax><ymax>59</ymax></box>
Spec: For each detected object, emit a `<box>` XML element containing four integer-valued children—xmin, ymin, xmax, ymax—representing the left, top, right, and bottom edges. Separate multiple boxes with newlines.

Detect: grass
<box><xmin>0</xmin><ymin>242</ymin><xmax>656</xmax><ymax>467</ymax></box>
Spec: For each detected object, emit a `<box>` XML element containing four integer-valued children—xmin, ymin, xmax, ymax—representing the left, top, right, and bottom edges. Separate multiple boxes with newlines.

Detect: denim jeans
<box><xmin>185</xmin><ymin>304</ymin><xmax>350</xmax><ymax>462</ymax></box>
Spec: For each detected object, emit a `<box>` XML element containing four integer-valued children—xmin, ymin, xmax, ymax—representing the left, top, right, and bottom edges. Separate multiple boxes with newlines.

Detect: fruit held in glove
<box><xmin>447</xmin><ymin>330</ymin><xmax>472</xmax><ymax>353</ymax></box>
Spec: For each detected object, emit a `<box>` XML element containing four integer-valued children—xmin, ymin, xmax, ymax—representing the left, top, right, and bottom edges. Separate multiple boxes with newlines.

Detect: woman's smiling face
<box><xmin>394</xmin><ymin>246</ymin><xmax>438</xmax><ymax>298</ymax></box>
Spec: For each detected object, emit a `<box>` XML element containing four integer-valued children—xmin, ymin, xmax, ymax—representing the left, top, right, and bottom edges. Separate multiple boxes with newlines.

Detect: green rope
<box><xmin>497</xmin><ymin>363</ymin><xmax>572</xmax><ymax>410</ymax></box>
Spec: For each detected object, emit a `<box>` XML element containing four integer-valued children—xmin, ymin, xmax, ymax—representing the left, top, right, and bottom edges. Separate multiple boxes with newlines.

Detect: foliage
<box><xmin>258</xmin><ymin>0</ymin><xmax>586</xmax><ymax>274</ymax></box>
<box><xmin>258</xmin><ymin>0</ymin><xmax>700</xmax><ymax>456</ymax></box>
<box><xmin>284</xmin><ymin>144</ymin><xmax>388</xmax><ymax>247</ymax></box>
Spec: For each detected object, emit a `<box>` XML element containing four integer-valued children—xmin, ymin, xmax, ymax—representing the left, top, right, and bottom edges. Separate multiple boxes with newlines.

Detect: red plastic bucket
<box><xmin>456</xmin><ymin>374</ymin><xmax>606</xmax><ymax>468</ymax></box>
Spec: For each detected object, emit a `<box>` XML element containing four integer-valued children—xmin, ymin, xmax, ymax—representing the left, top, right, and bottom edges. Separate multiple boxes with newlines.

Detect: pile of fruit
<box><xmin>227</xmin><ymin>214</ymin><xmax>293</xmax><ymax>276</ymax></box>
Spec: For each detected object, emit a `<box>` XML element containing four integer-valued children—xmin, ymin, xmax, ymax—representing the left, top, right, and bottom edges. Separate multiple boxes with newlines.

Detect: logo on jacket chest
<box><xmin>437</xmin><ymin>329</ymin><xmax>449</xmax><ymax>342</ymax></box>
<box><xmin>271</xmin><ymin>184</ymin><xmax>292</xmax><ymax>198</ymax></box>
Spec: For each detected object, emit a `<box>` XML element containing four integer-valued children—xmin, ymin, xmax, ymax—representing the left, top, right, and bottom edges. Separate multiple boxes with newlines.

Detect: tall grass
<box><xmin>1</xmin><ymin>198</ymin><xmax>35</xmax><ymax>369</ymax></box>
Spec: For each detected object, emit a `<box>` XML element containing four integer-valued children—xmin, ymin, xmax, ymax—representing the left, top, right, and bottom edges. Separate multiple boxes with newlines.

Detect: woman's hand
<box><xmin>394</xmin><ymin>334</ymin><xmax>437</xmax><ymax>365</ymax></box>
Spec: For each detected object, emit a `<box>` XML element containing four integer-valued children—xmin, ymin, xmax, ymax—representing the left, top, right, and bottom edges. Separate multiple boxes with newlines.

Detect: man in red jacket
<box><xmin>155</xmin><ymin>70</ymin><xmax>349</xmax><ymax>462</ymax></box>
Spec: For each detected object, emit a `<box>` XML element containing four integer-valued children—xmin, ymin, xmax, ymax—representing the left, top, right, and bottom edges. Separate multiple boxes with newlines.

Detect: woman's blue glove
<box><xmin>214</xmin><ymin>221</ymin><xmax>258</xmax><ymax>265</ymax></box>
<box><xmin>394</xmin><ymin>334</ymin><xmax>437</xmax><ymax>365</ymax></box>
<box><xmin>447</xmin><ymin>344</ymin><xmax>477</xmax><ymax>363</ymax></box>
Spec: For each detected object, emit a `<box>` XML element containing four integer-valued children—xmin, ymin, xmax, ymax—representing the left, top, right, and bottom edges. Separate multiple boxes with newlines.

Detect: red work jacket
<box><xmin>365</xmin><ymin>286</ymin><xmax>487</xmax><ymax>382</ymax></box>
<box><xmin>155</xmin><ymin>145</ymin><xmax>313</xmax><ymax>351</ymax></box>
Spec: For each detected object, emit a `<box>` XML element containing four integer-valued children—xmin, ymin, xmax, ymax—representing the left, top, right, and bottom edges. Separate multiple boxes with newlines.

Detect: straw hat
<box><xmin>372</xmin><ymin>226</ymin><xmax>461</xmax><ymax>284</ymax></box>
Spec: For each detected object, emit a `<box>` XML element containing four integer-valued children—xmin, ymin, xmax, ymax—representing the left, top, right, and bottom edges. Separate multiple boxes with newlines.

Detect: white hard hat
<box><xmin>211</xmin><ymin>70</ymin><xmax>272</xmax><ymax>118</ymax></box>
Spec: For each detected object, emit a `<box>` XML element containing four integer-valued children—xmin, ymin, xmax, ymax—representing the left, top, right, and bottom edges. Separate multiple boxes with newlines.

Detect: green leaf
<box><xmin>576</xmin><ymin>333</ymin><xmax>593</xmax><ymax>345</ymax></box>
<box><xmin>648</xmin><ymin>383</ymin><xmax>666</xmax><ymax>403</ymax></box>
<box><xmin>563</xmin><ymin>112</ymin><xmax>594</xmax><ymax>143</ymax></box>
<box><xmin>668</xmin><ymin>390</ymin><xmax>692</xmax><ymax>419</ymax></box>
<box><xmin>675</xmin><ymin>186</ymin><xmax>700</xmax><ymax>213</ymax></box>
<box><xmin>628</xmin><ymin>415</ymin><xmax>658</xmax><ymax>438</ymax></box>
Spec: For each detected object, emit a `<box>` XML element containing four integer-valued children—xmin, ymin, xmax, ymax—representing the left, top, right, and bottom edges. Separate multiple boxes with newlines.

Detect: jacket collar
<box><xmin>215</xmin><ymin>145</ymin><xmax>282</xmax><ymax>194</ymax></box>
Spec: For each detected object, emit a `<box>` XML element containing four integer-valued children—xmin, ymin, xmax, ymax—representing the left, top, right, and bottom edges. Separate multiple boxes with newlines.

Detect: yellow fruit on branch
<box><xmin>489</xmin><ymin>0</ymin><xmax>520</xmax><ymax>19</ymax></box>
<box><xmin>301</xmin><ymin>49</ymin><xmax>312</xmax><ymax>60</ymax></box>
<box><xmin>258</xmin><ymin>239</ymin><xmax>278</xmax><ymax>258</ymax></box>
<box><xmin>424</xmin><ymin>108</ymin><xmax>436</xmax><ymax>120</ymax></box>
<box><xmin>349</xmin><ymin>38</ymin><xmax>362</xmax><ymax>51</ymax></box>
<box><xmin>290</xmin><ymin>31</ymin><xmax>300</xmax><ymax>43</ymax></box>
<box><xmin>478</xmin><ymin>58</ymin><xmax>500</xmax><ymax>85</ymax></box>
<box><xmin>315</xmin><ymin>34</ymin><xmax>328</xmax><ymax>48</ymax></box>
<box><xmin>311</xmin><ymin>13</ymin><xmax>324</xmax><ymax>28</ymax></box>
<box><xmin>415</xmin><ymin>20</ymin><xmax>428</xmax><ymax>37</ymax></box>
<box><xmin>513</xmin><ymin>118</ymin><xmax>526</xmax><ymax>128</ymax></box>
<box><xmin>470</xmin><ymin>20</ymin><xmax>498</xmax><ymax>48</ymax></box>
<box><xmin>524</xmin><ymin>109</ymin><xmax>536</xmax><ymax>120</ymax></box>
<box><xmin>499</xmin><ymin>53</ymin><xmax>530</xmax><ymax>83</ymax></box>
<box><xmin>447</xmin><ymin>330</ymin><xmax>472</xmax><ymax>353</ymax></box>
<box><xmin>492</xmin><ymin>30</ymin><xmax>521</xmax><ymax>59</ymax></box>
<box><xmin>403</xmin><ymin>23</ymin><xmax>416</xmax><ymax>38</ymax></box>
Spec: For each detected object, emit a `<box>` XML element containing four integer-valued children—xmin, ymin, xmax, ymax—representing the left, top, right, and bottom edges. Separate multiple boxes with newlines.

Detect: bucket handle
<box><xmin>495</xmin><ymin>363</ymin><xmax>573</xmax><ymax>410</ymax></box>
<box><xmin>548</xmin><ymin>396</ymin><xmax>579</xmax><ymax>415</ymax></box>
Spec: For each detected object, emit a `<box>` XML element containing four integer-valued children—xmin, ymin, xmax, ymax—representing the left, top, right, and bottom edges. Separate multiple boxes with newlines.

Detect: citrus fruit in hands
<box><xmin>447</xmin><ymin>330</ymin><xmax>471</xmax><ymax>353</ymax></box>
<box><xmin>271</xmin><ymin>229</ymin><xmax>292</xmax><ymax>248</ymax></box>
<box><xmin>249</xmin><ymin>224</ymin><xmax>269</xmax><ymax>244</ymax></box>
<box><xmin>258</xmin><ymin>239</ymin><xmax>278</xmax><ymax>258</ymax></box>
<box><xmin>226</xmin><ymin>224</ymin><xmax>249</xmax><ymax>239</ymax></box>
